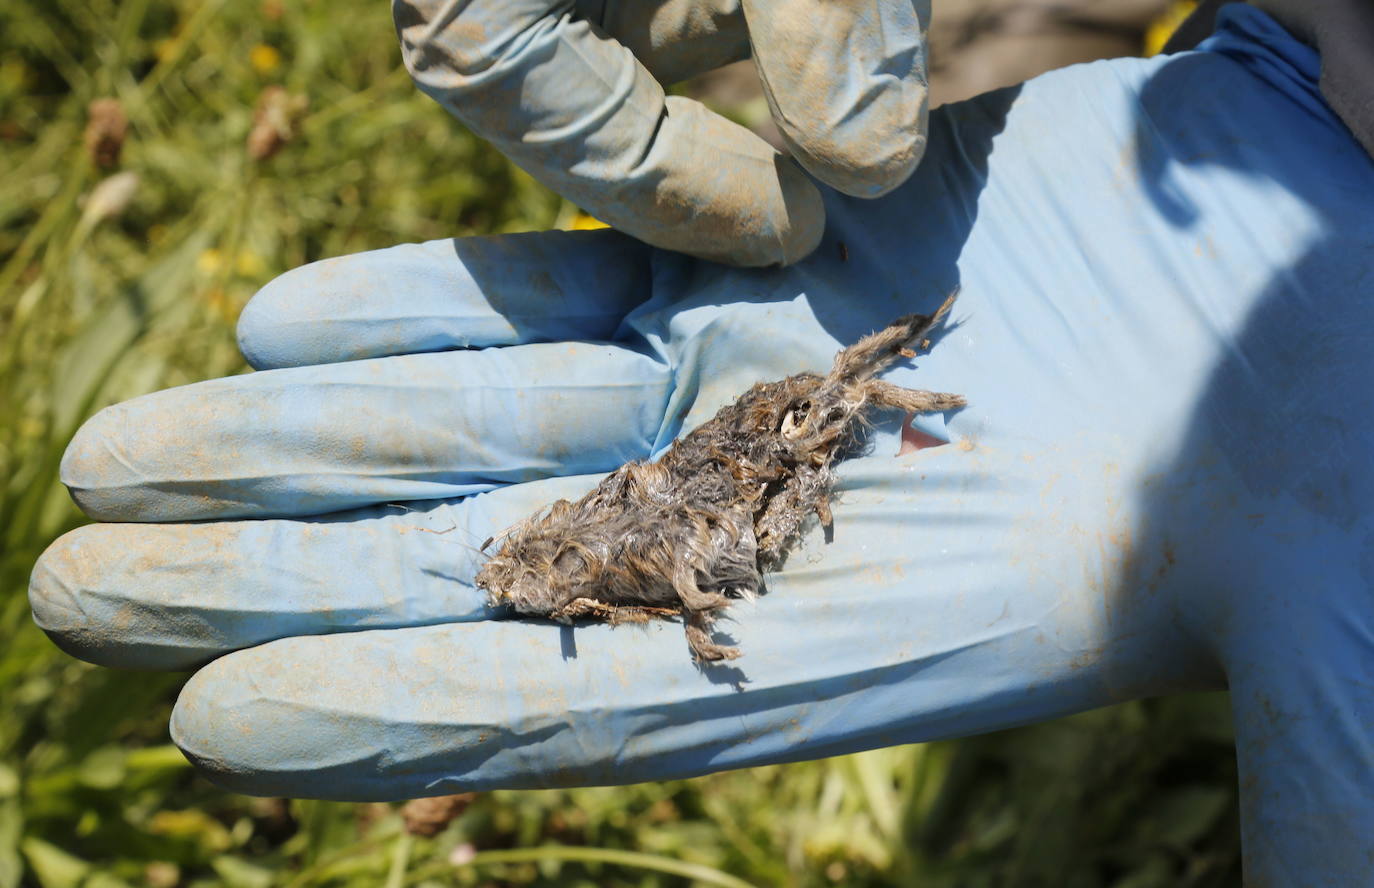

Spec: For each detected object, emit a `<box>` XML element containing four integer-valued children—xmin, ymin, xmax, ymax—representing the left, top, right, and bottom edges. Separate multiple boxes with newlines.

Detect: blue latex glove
<box><xmin>30</xmin><ymin>7</ymin><xmax>1374</xmax><ymax>882</ymax></box>
<box><xmin>392</xmin><ymin>0</ymin><xmax>931</xmax><ymax>266</ymax></box>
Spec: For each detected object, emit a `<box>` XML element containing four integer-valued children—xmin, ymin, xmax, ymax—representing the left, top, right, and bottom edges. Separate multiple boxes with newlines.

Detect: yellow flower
<box><xmin>197</xmin><ymin>248</ymin><xmax>266</xmax><ymax>278</ymax></box>
<box><xmin>234</xmin><ymin>250</ymin><xmax>266</xmax><ymax>277</ymax></box>
<box><xmin>1144</xmin><ymin>1</ymin><xmax>1198</xmax><ymax>56</ymax></box>
<box><xmin>250</xmin><ymin>44</ymin><xmax>282</xmax><ymax>74</ymax></box>
<box><xmin>569</xmin><ymin>211</ymin><xmax>609</xmax><ymax>231</ymax></box>
<box><xmin>196</xmin><ymin>248</ymin><xmax>224</xmax><ymax>275</ymax></box>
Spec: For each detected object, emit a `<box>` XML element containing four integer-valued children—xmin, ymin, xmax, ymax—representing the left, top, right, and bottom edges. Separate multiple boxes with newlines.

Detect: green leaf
<box><xmin>84</xmin><ymin>874</ymin><xmax>136</xmax><ymax>888</ymax></box>
<box><xmin>77</xmin><ymin>746</ymin><xmax>126</xmax><ymax>790</ymax></box>
<box><xmin>20</xmin><ymin>837</ymin><xmax>89</xmax><ymax>888</ymax></box>
<box><xmin>0</xmin><ymin>798</ymin><xmax>23</xmax><ymax>888</ymax></box>
<box><xmin>147</xmin><ymin>809</ymin><xmax>233</xmax><ymax>853</ymax></box>
<box><xmin>123</xmin><ymin>745</ymin><xmax>190</xmax><ymax>773</ymax></box>
<box><xmin>210</xmin><ymin>855</ymin><xmax>274</xmax><ymax>888</ymax></box>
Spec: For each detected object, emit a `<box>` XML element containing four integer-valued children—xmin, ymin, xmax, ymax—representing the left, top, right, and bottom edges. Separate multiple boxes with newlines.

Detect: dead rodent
<box><xmin>476</xmin><ymin>293</ymin><xmax>964</xmax><ymax>662</ymax></box>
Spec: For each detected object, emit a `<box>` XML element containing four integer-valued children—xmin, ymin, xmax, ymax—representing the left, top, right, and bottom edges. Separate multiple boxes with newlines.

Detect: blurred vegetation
<box><xmin>1</xmin><ymin>1</ymin><xmax>1242</xmax><ymax>885</ymax></box>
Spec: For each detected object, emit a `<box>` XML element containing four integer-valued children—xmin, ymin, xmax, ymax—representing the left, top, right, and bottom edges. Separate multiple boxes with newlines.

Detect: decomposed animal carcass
<box><xmin>476</xmin><ymin>293</ymin><xmax>964</xmax><ymax>662</ymax></box>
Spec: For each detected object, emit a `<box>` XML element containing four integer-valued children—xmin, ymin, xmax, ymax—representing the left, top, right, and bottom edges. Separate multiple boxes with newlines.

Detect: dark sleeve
<box><xmin>1165</xmin><ymin>0</ymin><xmax>1374</xmax><ymax>159</ymax></box>
<box><xmin>1161</xmin><ymin>0</ymin><xmax>1245</xmax><ymax>54</ymax></box>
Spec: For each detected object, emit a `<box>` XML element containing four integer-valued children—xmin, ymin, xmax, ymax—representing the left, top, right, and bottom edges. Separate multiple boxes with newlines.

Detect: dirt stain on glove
<box><xmin>477</xmin><ymin>292</ymin><xmax>964</xmax><ymax>662</ymax></box>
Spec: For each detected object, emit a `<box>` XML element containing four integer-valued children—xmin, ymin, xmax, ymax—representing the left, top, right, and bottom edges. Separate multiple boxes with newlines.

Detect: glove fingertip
<box><xmin>237</xmin><ymin>263</ymin><xmax>330</xmax><ymax>371</ymax></box>
<box><xmin>779</xmin><ymin>104</ymin><xmax>929</xmax><ymax>199</ymax></box>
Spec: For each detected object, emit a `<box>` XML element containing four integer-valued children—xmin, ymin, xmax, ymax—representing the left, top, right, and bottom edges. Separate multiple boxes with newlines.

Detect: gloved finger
<box><xmin>743</xmin><ymin>0</ymin><xmax>931</xmax><ymax>198</ymax></box>
<box><xmin>238</xmin><ymin>229</ymin><xmax>653</xmax><ymax>370</ymax></box>
<box><xmin>393</xmin><ymin>0</ymin><xmax>824</xmax><ymax>267</ymax></box>
<box><xmin>29</xmin><ymin>473</ymin><xmax>601</xmax><ymax>671</ymax></box>
<box><xmin>164</xmin><ymin>442</ymin><xmax>1220</xmax><ymax>801</ymax></box>
<box><xmin>549</xmin><ymin>0</ymin><xmax>931</xmax><ymax>198</ymax></box>
<box><xmin>561</xmin><ymin>0</ymin><xmax>940</xmax><ymax>181</ymax></box>
<box><xmin>61</xmin><ymin>342</ymin><xmax>668</xmax><ymax>522</ymax></box>
<box><xmin>575</xmin><ymin>0</ymin><xmax>751</xmax><ymax>87</ymax></box>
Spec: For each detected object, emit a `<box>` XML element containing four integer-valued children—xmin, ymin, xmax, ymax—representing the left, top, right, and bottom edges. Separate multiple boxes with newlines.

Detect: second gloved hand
<box><xmin>393</xmin><ymin>0</ymin><xmax>932</xmax><ymax>266</ymax></box>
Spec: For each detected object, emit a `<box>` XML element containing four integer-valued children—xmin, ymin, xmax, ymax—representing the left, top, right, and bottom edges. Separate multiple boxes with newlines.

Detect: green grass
<box><xmin>1</xmin><ymin>2</ymin><xmax>1242</xmax><ymax>885</ymax></box>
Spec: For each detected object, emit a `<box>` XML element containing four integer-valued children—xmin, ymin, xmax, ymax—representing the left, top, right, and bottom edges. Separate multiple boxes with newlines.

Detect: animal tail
<box><xmin>828</xmin><ymin>287</ymin><xmax>959</xmax><ymax>383</ymax></box>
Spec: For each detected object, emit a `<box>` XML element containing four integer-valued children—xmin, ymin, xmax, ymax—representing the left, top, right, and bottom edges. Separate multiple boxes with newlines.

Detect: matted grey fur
<box><xmin>476</xmin><ymin>293</ymin><xmax>964</xmax><ymax>662</ymax></box>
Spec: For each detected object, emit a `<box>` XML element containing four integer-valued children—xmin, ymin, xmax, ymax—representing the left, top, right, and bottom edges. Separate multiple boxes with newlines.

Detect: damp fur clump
<box><xmin>477</xmin><ymin>294</ymin><xmax>964</xmax><ymax>662</ymax></box>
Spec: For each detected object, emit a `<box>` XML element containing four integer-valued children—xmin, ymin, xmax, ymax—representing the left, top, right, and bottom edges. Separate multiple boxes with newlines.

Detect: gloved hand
<box><xmin>29</xmin><ymin>7</ymin><xmax>1374</xmax><ymax>883</ymax></box>
<box><xmin>392</xmin><ymin>0</ymin><xmax>932</xmax><ymax>267</ymax></box>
